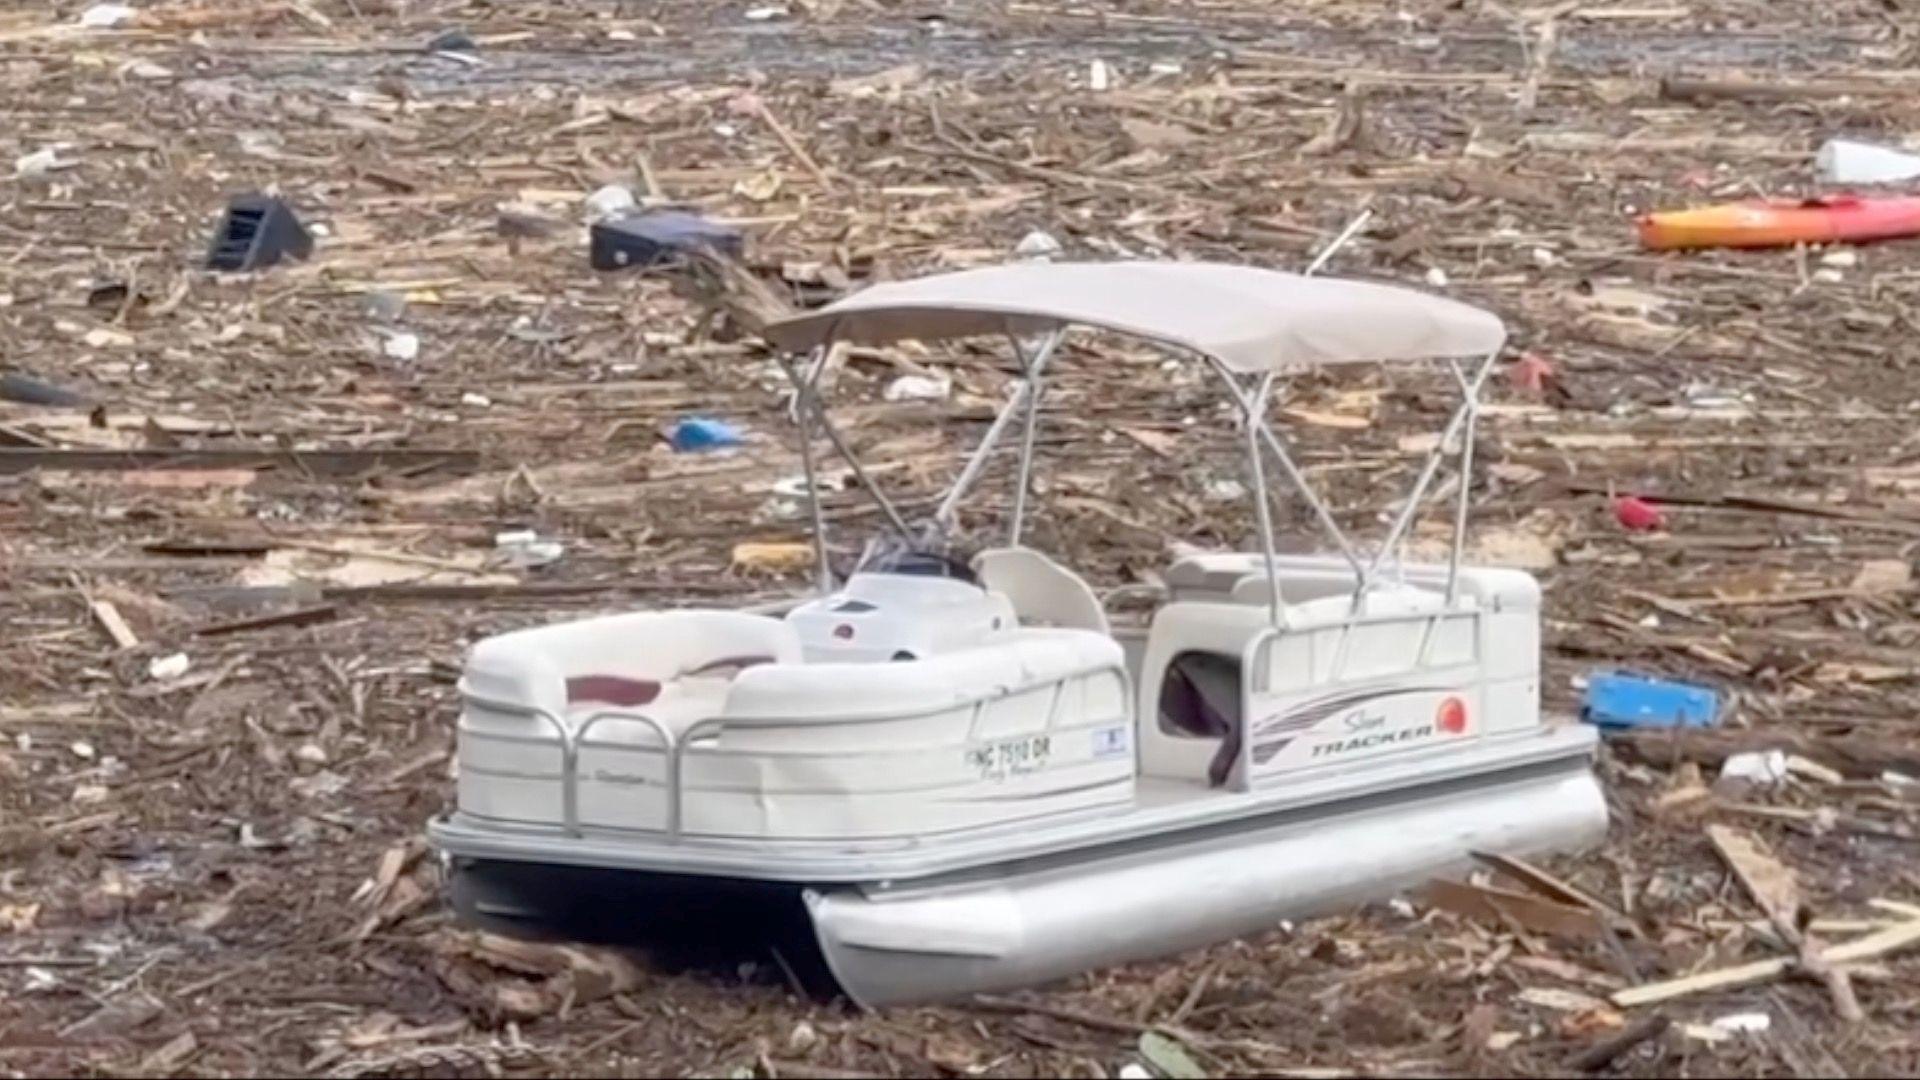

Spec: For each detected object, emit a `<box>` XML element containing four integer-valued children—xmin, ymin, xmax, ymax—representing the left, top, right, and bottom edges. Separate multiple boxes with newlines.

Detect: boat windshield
<box><xmin>852</xmin><ymin>531</ymin><xmax>979</xmax><ymax>585</ymax></box>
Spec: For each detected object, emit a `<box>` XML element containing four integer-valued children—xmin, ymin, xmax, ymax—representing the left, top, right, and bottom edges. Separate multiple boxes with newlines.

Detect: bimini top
<box><xmin>761</xmin><ymin>260</ymin><xmax>1505</xmax><ymax>373</ymax></box>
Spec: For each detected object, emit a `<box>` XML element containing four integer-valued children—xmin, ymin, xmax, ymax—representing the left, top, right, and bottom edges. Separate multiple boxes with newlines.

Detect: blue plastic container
<box><xmin>1581</xmin><ymin>671</ymin><xmax>1721</xmax><ymax>729</ymax></box>
<box><xmin>669</xmin><ymin>417</ymin><xmax>744</xmax><ymax>453</ymax></box>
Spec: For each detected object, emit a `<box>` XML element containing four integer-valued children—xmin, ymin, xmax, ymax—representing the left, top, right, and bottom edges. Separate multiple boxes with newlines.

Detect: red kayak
<box><xmin>1638</xmin><ymin>195</ymin><xmax>1920</xmax><ymax>251</ymax></box>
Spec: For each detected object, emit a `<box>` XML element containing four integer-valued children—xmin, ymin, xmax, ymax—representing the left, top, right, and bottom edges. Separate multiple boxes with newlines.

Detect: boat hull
<box><xmin>806</xmin><ymin>753</ymin><xmax>1606</xmax><ymax>1007</ymax></box>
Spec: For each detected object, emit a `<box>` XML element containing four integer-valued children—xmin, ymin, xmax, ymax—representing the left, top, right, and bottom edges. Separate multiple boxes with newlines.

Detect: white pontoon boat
<box><xmin>429</xmin><ymin>261</ymin><xmax>1608</xmax><ymax>1007</ymax></box>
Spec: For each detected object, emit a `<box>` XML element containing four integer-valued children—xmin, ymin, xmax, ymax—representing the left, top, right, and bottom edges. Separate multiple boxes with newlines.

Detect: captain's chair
<box><xmin>973</xmin><ymin>547</ymin><xmax>1111</xmax><ymax>637</ymax></box>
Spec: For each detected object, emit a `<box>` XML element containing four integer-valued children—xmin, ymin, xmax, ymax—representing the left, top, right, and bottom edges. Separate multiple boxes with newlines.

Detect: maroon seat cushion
<box><xmin>565</xmin><ymin>675</ymin><xmax>662</xmax><ymax>708</ymax></box>
<box><xmin>564</xmin><ymin>655</ymin><xmax>776</xmax><ymax>709</ymax></box>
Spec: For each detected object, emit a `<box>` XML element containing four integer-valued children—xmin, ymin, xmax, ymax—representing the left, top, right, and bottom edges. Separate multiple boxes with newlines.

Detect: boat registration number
<box><xmin>966</xmin><ymin>734</ymin><xmax>1051</xmax><ymax>780</ymax></box>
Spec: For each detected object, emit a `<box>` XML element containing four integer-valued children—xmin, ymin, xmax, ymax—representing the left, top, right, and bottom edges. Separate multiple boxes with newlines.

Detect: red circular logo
<box><xmin>1436</xmin><ymin>697</ymin><xmax>1467</xmax><ymax>734</ymax></box>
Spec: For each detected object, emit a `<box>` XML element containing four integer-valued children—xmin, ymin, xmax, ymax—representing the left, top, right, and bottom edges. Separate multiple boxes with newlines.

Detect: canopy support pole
<box><xmin>1009</xmin><ymin>332</ymin><xmax>1051</xmax><ymax>546</ymax></box>
<box><xmin>1444</xmin><ymin>359</ymin><xmax>1481</xmax><ymax>604</ymax></box>
<box><xmin>936</xmin><ymin>329</ymin><xmax>1063</xmax><ymax>530</ymax></box>
<box><xmin>1362</xmin><ymin>348</ymin><xmax>1500</xmax><ymax>588</ymax></box>
<box><xmin>1207</xmin><ymin>360</ymin><xmax>1366</xmax><ymax>584</ymax></box>
<box><xmin>1189</xmin><ymin>206</ymin><xmax>1376</xmax><ymax>605</ymax></box>
<box><xmin>785</xmin><ymin>346</ymin><xmax>837</xmax><ymax>595</ymax></box>
<box><xmin>1241</xmin><ymin>373</ymin><xmax>1283</xmax><ymax>626</ymax></box>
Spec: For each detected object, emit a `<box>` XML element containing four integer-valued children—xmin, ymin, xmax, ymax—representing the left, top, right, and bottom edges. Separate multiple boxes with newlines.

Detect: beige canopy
<box><xmin>760</xmin><ymin>261</ymin><xmax>1505</xmax><ymax>372</ymax></box>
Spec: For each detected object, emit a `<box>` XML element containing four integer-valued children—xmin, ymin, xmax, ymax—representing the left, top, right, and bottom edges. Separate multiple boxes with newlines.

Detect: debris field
<box><xmin>3</xmin><ymin>0</ymin><xmax>1920</xmax><ymax>1076</ymax></box>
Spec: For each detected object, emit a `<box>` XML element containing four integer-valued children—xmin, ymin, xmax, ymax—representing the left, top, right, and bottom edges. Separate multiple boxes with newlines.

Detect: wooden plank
<box><xmin>1707</xmin><ymin>826</ymin><xmax>1800</xmax><ymax>927</ymax></box>
<box><xmin>1613</xmin><ymin>918</ymin><xmax>1920</xmax><ymax>1007</ymax></box>
<box><xmin>191</xmin><ymin>604</ymin><xmax>339</xmax><ymax>637</ymax></box>
<box><xmin>1425</xmin><ymin>878</ymin><xmax>1605</xmax><ymax>941</ymax></box>
<box><xmin>1708</xmin><ymin>824</ymin><xmax>1861</xmax><ymax>1023</ymax></box>
<box><xmin>1471</xmin><ymin>851</ymin><xmax>1618</xmax><ymax>917</ymax></box>
<box><xmin>0</xmin><ymin>447</ymin><xmax>478</xmax><ymax>477</ymax></box>
<box><xmin>88</xmin><ymin>600</ymin><xmax>139</xmax><ymax>650</ymax></box>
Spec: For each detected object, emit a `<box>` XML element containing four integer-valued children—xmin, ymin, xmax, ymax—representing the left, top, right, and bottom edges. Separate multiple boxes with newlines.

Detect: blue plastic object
<box><xmin>669</xmin><ymin>417</ymin><xmax>744</xmax><ymax>453</ymax></box>
<box><xmin>1581</xmin><ymin>671</ymin><xmax>1720</xmax><ymax>730</ymax></box>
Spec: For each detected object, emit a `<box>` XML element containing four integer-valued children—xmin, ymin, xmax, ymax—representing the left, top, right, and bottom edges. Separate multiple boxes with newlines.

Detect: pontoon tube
<box><xmin>807</xmin><ymin>754</ymin><xmax>1606</xmax><ymax>1007</ymax></box>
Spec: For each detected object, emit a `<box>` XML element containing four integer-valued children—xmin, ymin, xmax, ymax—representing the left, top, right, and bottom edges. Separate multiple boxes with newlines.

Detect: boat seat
<box><xmin>1229</xmin><ymin>576</ymin><xmax>1457</xmax><ymax>617</ymax></box>
<box><xmin>974</xmin><ymin>547</ymin><xmax>1110</xmax><ymax>637</ymax></box>
<box><xmin>463</xmin><ymin>610</ymin><xmax>803</xmax><ymax>737</ymax></box>
<box><xmin>723</xmin><ymin>627</ymin><xmax>1122</xmax><ymax>727</ymax></box>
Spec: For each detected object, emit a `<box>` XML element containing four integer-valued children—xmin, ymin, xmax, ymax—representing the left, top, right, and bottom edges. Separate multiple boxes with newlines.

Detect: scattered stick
<box><xmin>1612</xmin><ymin>917</ymin><xmax>1920</xmax><ymax>1007</ymax></box>
<box><xmin>750</xmin><ymin>98</ymin><xmax>836</xmax><ymax>192</ymax></box>
<box><xmin>89</xmin><ymin>599</ymin><xmax>139</xmax><ymax>649</ymax></box>
<box><xmin>1425</xmin><ymin>878</ymin><xmax>1605</xmax><ymax>941</ymax></box>
<box><xmin>191</xmin><ymin>604</ymin><xmax>339</xmax><ymax>637</ymax></box>
<box><xmin>1565</xmin><ymin>1013</ymin><xmax>1669</xmax><ymax>1072</ymax></box>
<box><xmin>0</xmin><ymin>447</ymin><xmax>477</xmax><ymax>477</ymax></box>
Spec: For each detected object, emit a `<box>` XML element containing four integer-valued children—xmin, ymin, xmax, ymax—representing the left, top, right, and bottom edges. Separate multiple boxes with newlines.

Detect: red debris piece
<box><xmin>1509</xmin><ymin>352</ymin><xmax>1555</xmax><ymax>397</ymax></box>
<box><xmin>1613</xmin><ymin>495</ymin><xmax>1665</xmax><ymax>532</ymax></box>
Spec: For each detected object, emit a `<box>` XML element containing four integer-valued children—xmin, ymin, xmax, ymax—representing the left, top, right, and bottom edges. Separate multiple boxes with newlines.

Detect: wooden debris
<box><xmin>1707</xmin><ymin>825</ymin><xmax>1862</xmax><ymax>1023</ymax></box>
<box><xmin>431</xmin><ymin>932</ymin><xmax>644</xmax><ymax>1022</ymax></box>
<box><xmin>1471</xmin><ymin>851</ymin><xmax>1620</xmax><ymax>920</ymax></box>
<box><xmin>190</xmin><ymin>604</ymin><xmax>339</xmax><ymax>637</ymax></box>
<box><xmin>1565</xmin><ymin>1013</ymin><xmax>1669</xmax><ymax>1072</ymax></box>
<box><xmin>0</xmin><ymin>447</ymin><xmax>478</xmax><ymax>476</ymax></box>
<box><xmin>4</xmin><ymin>1</ymin><xmax>1920</xmax><ymax>1073</ymax></box>
<box><xmin>88</xmin><ymin>600</ymin><xmax>139</xmax><ymax>650</ymax></box>
<box><xmin>1613</xmin><ymin>918</ymin><xmax>1920</xmax><ymax>1007</ymax></box>
<box><xmin>1425</xmin><ymin>879</ymin><xmax>1605</xmax><ymax>941</ymax></box>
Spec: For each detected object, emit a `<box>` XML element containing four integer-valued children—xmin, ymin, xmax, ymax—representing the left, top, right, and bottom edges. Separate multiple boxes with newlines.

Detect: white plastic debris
<box><xmin>1711</xmin><ymin>1011</ymin><xmax>1771</xmax><ymax>1035</ymax></box>
<box><xmin>291</xmin><ymin>770</ymin><xmax>348</xmax><ymax>799</ymax></box>
<box><xmin>607</xmin><ymin>28</ymin><xmax>637</xmax><ymax>41</ymax></box>
<box><xmin>744</xmin><ymin>4</ymin><xmax>788</xmax><ymax>19</ymax></box>
<box><xmin>1720</xmin><ymin>749</ymin><xmax>1788</xmax><ymax>786</ymax></box>
<box><xmin>382</xmin><ymin>332</ymin><xmax>420</xmax><ymax>362</ymax></box>
<box><xmin>1815</xmin><ymin>138</ymin><xmax>1920</xmax><ymax>185</ymax></box>
<box><xmin>148</xmin><ymin>653</ymin><xmax>190</xmax><ymax>681</ymax></box>
<box><xmin>1204</xmin><ymin>477</ymin><xmax>1247</xmax><ymax>502</ymax></box>
<box><xmin>1089</xmin><ymin>59</ymin><xmax>1113</xmax><ymax>92</ymax></box>
<box><xmin>583</xmin><ymin>182</ymin><xmax>637</xmax><ymax>221</ymax></box>
<box><xmin>1425</xmin><ymin>266</ymin><xmax>1451</xmax><ymax>287</ymax></box>
<box><xmin>14</xmin><ymin>148</ymin><xmax>65</xmax><ymax>178</ymax></box>
<box><xmin>78</xmin><ymin>3</ymin><xmax>137</xmax><ymax>28</ymax></box>
<box><xmin>1117</xmin><ymin>1066</ymin><xmax>1153</xmax><ymax>1080</ymax></box>
<box><xmin>883</xmin><ymin>373</ymin><xmax>952</xmax><ymax>402</ymax></box>
<box><xmin>1015</xmin><ymin>229</ymin><xmax>1063</xmax><ymax>260</ymax></box>
<box><xmin>460</xmin><ymin>391</ymin><xmax>493</xmax><ymax>408</ymax></box>
<box><xmin>294</xmin><ymin>743</ymin><xmax>329</xmax><ymax>766</ymax></box>
<box><xmin>495</xmin><ymin>529</ymin><xmax>565</xmax><ymax>569</ymax></box>
<box><xmin>23</xmin><ymin>966</ymin><xmax>59</xmax><ymax>992</ymax></box>
<box><xmin>1822</xmin><ymin>249</ymin><xmax>1859</xmax><ymax>268</ymax></box>
<box><xmin>70</xmin><ymin>741</ymin><xmax>96</xmax><ymax>761</ymax></box>
<box><xmin>787</xmin><ymin>1021</ymin><xmax>818</xmax><ymax>1053</ymax></box>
